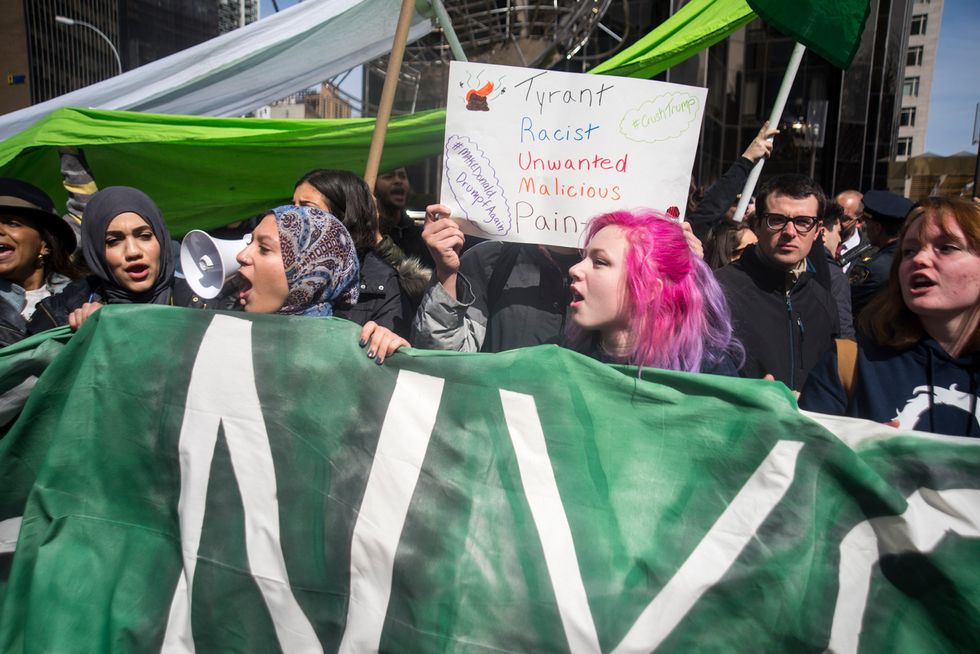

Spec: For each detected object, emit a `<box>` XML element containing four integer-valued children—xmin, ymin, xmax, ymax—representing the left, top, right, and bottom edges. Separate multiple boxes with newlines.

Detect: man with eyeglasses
<box><xmin>715</xmin><ymin>174</ymin><xmax>839</xmax><ymax>391</ymax></box>
<box><xmin>847</xmin><ymin>190</ymin><xmax>913</xmax><ymax>319</ymax></box>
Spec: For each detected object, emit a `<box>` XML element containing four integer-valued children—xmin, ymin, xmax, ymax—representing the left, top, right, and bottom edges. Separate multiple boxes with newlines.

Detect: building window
<box><xmin>897</xmin><ymin>137</ymin><xmax>914</xmax><ymax>157</ymax></box>
<box><xmin>914</xmin><ymin>0</ymin><xmax>930</xmax><ymax>4</ymax></box>
<box><xmin>903</xmin><ymin>77</ymin><xmax>920</xmax><ymax>97</ymax></box>
<box><xmin>910</xmin><ymin>14</ymin><xmax>928</xmax><ymax>35</ymax></box>
<box><xmin>907</xmin><ymin>46</ymin><xmax>924</xmax><ymax>67</ymax></box>
<box><xmin>900</xmin><ymin>107</ymin><xmax>917</xmax><ymax>127</ymax></box>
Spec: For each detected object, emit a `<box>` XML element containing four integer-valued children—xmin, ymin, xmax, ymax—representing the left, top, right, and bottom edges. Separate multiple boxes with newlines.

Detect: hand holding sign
<box><xmin>422</xmin><ymin>203</ymin><xmax>465</xmax><ymax>296</ymax></box>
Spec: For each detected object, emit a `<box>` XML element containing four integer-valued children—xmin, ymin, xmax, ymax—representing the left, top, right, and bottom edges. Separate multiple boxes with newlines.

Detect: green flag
<box><xmin>590</xmin><ymin>0</ymin><xmax>756</xmax><ymax>79</ymax></box>
<box><xmin>746</xmin><ymin>0</ymin><xmax>871</xmax><ymax>69</ymax></box>
<box><xmin>2</xmin><ymin>306</ymin><xmax>979</xmax><ymax>652</ymax></box>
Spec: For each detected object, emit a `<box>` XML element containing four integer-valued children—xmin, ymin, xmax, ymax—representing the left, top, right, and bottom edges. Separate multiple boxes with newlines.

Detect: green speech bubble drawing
<box><xmin>619</xmin><ymin>92</ymin><xmax>701</xmax><ymax>143</ymax></box>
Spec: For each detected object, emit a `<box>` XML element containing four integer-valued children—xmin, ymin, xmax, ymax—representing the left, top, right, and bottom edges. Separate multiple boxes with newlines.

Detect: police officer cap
<box><xmin>861</xmin><ymin>190</ymin><xmax>913</xmax><ymax>223</ymax></box>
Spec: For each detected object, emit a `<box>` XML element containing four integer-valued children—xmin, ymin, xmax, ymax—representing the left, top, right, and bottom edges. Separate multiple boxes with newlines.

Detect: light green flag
<box><xmin>590</xmin><ymin>0</ymin><xmax>756</xmax><ymax>78</ymax></box>
<box><xmin>1</xmin><ymin>306</ymin><xmax>979</xmax><ymax>652</ymax></box>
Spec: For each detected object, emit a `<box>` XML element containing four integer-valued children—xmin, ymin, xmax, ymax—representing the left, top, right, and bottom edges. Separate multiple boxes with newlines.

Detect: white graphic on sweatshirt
<box><xmin>893</xmin><ymin>384</ymin><xmax>980</xmax><ymax>431</ymax></box>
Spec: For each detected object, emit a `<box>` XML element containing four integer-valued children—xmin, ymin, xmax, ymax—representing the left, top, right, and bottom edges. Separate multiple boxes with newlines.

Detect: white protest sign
<box><xmin>440</xmin><ymin>61</ymin><xmax>707</xmax><ymax>248</ymax></box>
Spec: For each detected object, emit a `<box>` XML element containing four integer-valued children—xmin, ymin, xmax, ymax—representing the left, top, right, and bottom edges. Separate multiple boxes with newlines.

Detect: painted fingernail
<box><xmin>367</xmin><ymin>350</ymin><xmax>376</xmax><ymax>359</ymax></box>
<box><xmin>375</xmin><ymin>357</ymin><xmax>384</xmax><ymax>366</ymax></box>
<box><xmin>359</xmin><ymin>338</ymin><xmax>367</xmax><ymax>347</ymax></box>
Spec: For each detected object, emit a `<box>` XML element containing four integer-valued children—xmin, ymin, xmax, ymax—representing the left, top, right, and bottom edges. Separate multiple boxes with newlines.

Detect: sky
<box><xmin>924</xmin><ymin>0</ymin><xmax>980</xmax><ymax>155</ymax></box>
<box><xmin>260</xmin><ymin>0</ymin><xmax>979</xmax><ymax>156</ymax></box>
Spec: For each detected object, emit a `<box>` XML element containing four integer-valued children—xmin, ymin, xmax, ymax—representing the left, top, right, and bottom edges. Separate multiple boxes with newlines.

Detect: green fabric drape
<box><xmin>0</xmin><ymin>108</ymin><xmax>447</xmax><ymax>235</ymax></box>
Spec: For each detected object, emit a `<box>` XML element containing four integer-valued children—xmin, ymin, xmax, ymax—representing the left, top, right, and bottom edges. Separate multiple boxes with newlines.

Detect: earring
<box><xmin>36</xmin><ymin>252</ymin><xmax>45</xmax><ymax>265</ymax></box>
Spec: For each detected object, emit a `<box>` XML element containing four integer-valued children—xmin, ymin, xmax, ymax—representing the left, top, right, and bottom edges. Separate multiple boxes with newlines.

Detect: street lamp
<box><xmin>55</xmin><ymin>15</ymin><xmax>123</xmax><ymax>77</ymax></box>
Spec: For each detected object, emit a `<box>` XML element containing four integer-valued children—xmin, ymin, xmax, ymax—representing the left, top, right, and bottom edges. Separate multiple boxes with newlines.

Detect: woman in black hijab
<box><xmin>30</xmin><ymin>186</ymin><xmax>201</xmax><ymax>332</ymax></box>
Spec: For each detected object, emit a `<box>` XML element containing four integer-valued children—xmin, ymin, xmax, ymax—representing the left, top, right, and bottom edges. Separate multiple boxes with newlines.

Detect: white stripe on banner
<box><xmin>338</xmin><ymin>370</ymin><xmax>445</xmax><ymax>654</ymax></box>
<box><xmin>162</xmin><ymin>315</ymin><xmax>321</xmax><ymax>654</ymax></box>
<box><xmin>612</xmin><ymin>440</ymin><xmax>805</xmax><ymax>654</ymax></box>
<box><xmin>827</xmin><ymin>487</ymin><xmax>980</xmax><ymax>654</ymax></box>
<box><xmin>0</xmin><ymin>516</ymin><xmax>22</xmax><ymax>554</ymax></box>
<box><xmin>500</xmin><ymin>389</ymin><xmax>603</xmax><ymax>654</ymax></box>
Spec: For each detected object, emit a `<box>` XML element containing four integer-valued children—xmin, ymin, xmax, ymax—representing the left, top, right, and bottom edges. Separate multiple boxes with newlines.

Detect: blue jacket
<box><xmin>799</xmin><ymin>335</ymin><xmax>980</xmax><ymax>438</ymax></box>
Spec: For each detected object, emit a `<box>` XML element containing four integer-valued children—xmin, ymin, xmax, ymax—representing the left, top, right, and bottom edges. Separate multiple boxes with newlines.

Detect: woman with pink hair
<box><xmin>566</xmin><ymin>208</ymin><xmax>741</xmax><ymax>374</ymax></box>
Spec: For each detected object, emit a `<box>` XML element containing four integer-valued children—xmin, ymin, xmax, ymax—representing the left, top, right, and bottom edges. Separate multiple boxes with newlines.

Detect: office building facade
<box><xmin>0</xmin><ymin>0</ymin><xmax>240</xmax><ymax>114</ymax></box>
<box><xmin>895</xmin><ymin>0</ymin><xmax>944</xmax><ymax>161</ymax></box>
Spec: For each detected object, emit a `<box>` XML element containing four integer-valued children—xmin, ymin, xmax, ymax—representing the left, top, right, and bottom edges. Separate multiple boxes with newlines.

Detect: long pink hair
<box><xmin>566</xmin><ymin>208</ymin><xmax>740</xmax><ymax>372</ymax></box>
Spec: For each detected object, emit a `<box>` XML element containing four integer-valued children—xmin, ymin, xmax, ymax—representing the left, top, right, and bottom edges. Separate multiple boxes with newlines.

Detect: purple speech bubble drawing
<box><xmin>444</xmin><ymin>134</ymin><xmax>512</xmax><ymax>236</ymax></box>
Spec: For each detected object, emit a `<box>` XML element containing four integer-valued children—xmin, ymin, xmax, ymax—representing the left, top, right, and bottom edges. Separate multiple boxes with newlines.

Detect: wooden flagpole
<box><xmin>363</xmin><ymin>0</ymin><xmax>417</xmax><ymax>191</ymax></box>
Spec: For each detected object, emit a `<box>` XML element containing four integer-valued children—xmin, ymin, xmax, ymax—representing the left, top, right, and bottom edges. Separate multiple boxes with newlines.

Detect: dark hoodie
<box><xmin>799</xmin><ymin>334</ymin><xmax>980</xmax><ymax>438</ymax></box>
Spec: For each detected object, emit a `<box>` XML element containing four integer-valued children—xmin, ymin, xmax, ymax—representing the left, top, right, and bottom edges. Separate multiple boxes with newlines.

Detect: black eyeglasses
<box><xmin>763</xmin><ymin>213</ymin><xmax>819</xmax><ymax>234</ymax></box>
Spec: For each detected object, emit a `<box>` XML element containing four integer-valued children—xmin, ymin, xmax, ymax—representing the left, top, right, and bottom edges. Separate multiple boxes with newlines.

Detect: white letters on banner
<box><xmin>441</xmin><ymin>61</ymin><xmax>708</xmax><ymax>248</ymax></box>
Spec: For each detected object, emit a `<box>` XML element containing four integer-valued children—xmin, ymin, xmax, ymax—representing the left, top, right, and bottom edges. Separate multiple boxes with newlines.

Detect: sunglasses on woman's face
<box><xmin>762</xmin><ymin>213</ymin><xmax>819</xmax><ymax>234</ymax></box>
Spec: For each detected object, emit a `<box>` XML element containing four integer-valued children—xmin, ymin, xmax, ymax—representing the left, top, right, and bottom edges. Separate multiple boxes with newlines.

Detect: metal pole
<box><xmin>732</xmin><ymin>42</ymin><xmax>807</xmax><ymax>222</ymax></box>
<box><xmin>427</xmin><ymin>0</ymin><xmax>467</xmax><ymax>62</ymax></box>
<box><xmin>55</xmin><ymin>16</ymin><xmax>122</xmax><ymax>76</ymax></box>
<box><xmin>363</xmin><ymin>0</ymin><xmax>416</xmax><ymax>191</ymax></box>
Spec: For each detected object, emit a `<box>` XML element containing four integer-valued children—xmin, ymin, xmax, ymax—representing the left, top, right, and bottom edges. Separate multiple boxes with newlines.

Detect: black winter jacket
<box><xmin>715</xmin><ymin>244</ymin><xmax>839</xmax><ymax>390</ymax></box>
<box><xmin>334</xmin><ymin>250</ymin><xmax>411</xmax><ymax>337</ymax></box>
<box><xmin>799</xmin><ymin>335</ymin><xmax>980</xmax><ymax>437</ymax></box>
<box><xmin>688</xmin><ymin>156</ymin><xmax>754</xmax><ymax>242</ymax></box>
<box><xmin>0</xmin><ymin>297</ymin><xmax>28</xmax><ymax>347</ymax></box>
<box><xmin>27</xmin><ymin>276</ymin><xmax>231</xmax><ymax>334</ymax></box>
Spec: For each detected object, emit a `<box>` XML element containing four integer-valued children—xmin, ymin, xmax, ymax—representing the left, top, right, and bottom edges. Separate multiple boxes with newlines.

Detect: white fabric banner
<box><xmin>0</xmin><ymin>0</ymin><xmax>432</xmax><ymax>140</ymax></box>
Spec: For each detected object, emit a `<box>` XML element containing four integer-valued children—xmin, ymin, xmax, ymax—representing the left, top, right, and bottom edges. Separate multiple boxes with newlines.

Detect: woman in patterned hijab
<box><xmin>235</xmin><ymin>205</ymin><xmax>359</xmax><ymax>316</ymax></box>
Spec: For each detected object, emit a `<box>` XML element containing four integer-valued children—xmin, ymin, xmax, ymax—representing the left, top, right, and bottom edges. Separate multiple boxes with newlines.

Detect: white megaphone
<box><xmin>180</xmin><ymin>230</ymin><xmax>250</xmax><ymax>299</ymax></box>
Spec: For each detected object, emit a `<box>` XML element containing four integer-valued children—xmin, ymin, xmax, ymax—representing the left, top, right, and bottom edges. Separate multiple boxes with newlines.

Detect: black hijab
<box><xmin>82</xmin><ymin>186</ymin><xmax>176</xmax><ymax>305</ymax></box>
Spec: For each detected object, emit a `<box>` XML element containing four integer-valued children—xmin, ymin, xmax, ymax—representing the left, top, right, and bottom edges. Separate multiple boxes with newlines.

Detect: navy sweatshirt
<box><xmin>799</xmin><ymin>335</ymin><xmax>980</xmax><ymax>438</ymax></box>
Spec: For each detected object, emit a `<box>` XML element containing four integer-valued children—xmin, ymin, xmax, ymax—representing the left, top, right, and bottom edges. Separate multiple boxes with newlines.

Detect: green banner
<box><xmin>746</xmin><ymin>0</ymin><xmax>871</xmax><ymax>69</ymax></box>
<box><xmin>1</xmin><ymin>306</ymin><xmax>978</xmax><ymax>652</ymax></box>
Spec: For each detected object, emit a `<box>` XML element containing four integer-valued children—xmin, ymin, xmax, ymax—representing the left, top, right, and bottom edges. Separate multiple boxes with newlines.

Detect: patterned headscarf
<box><xmin>81</xmin><ymin>186</ymin><xmax>175</xmax><ymax>305</ymax></box>
<box><xmin>272</xmin><ymin>205</ymin><xmax>359</xmax><ymax>316</ymax></box>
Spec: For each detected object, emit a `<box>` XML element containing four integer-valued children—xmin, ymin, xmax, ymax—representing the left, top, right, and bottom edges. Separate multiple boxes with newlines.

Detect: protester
<box><xmin>0</xmin><ymin>179</ymin><xmax>83</xmax><ymax>345</ymax></box>
<box><xmin>28</xmin><ymin>186</ymin><xmax>220</xmax><ymax>333</ymax></box>
<box><xmin>848</xmin><ymin>190</ymin><xmax>914</xmax><ymax>319</ymax></box>
<box><xmin>800</xmin><ymin>196</ymin><xmax>980</xmax><ymax>437</ymax></box>
<box><xmin>564</xmin><ymin>209</ymin><xmax>740</xmax><ymax>374</ymax></box>
<box><xmin>374</xmin><ymin>167</ymin><xmax>434</xmax><ymax>270</ymax></box>
<box><xmin>235</xmin><ymin>204</ymin><xmax>358</xmax><ymax>315</ymax></box>
<box><xmin>704</xmin><ymin>218</ymin><xmax>757</xmax><ymax>269</ymax></box>
<box><xmin>293</xmin><ymin>169</ymin><xmax>412</xmax><ymax>336</ymax></box>
<box><xmin>235</xmin><ymin>204</ymin><xmax>408</xmax><ymax>364</ymax></box>
<box><xmin>715</xmin><ymin>174</ymin><xmax>839</xmax><ymax>391</ymax></box>
<box><xmin>687</xmin><ymin>122</ymin><xmax>777</xmax><ymax>242</ymax></box>
<box><xmin>412</xmin><ymin>203</ymin><xmax>582</xmax><ymax>353</ymax></box>
<box><xmin>822</xmin><ymin>202</ymin><xmax>845</xmax><ymax>262</ymax></box>
<box><xmin>835</xmin><ymin>190</ymin><xmax>871</xmax><ymax>272</ymax></box>
<box><xmin>817</xmin><ymin>203</ymin><xmax>854</xmax><ymax>337</ymax></box>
